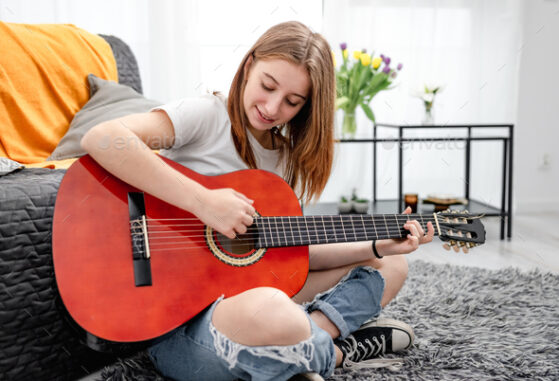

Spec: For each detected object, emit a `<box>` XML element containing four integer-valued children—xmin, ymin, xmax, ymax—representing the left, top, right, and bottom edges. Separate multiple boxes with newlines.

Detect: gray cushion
<box><xmin>99</xmin><ymin>34</ymin><xmax>143</xmax><ymax>94</ymax></box>
<box><xmin>47</xmin><ymin>74</ymin><xmax>161</xmax><ymax>161</ymax></box>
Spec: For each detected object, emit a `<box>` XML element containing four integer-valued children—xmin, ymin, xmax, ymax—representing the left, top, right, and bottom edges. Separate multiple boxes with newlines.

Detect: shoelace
<box><xmin>340</xmin><ymin>335</ymin><xmax>403</xmax><ymax>371</ymax></box>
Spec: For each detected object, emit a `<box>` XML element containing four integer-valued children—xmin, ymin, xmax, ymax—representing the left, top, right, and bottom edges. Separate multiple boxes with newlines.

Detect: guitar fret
<box><xmin>360</xmin><ymin>215</ymin><xmax>369</xmax><ymax>240</ymax></box>
<box><xmin>370</xmin><ymin>215</ymin><xmax>378</xmax><ymax>239</ymax></box>
<box><xmin>288</xmin><ymin>216</ymin><xmax>295</xmax><ymax>246</ymax></box>
<box><xmin>388</xmin><ymin>214</ymin><xmax>397</xmax><ymax>239</ymax></box>
<box><xmin>382</xmin><ymin>215</ymin><xmax>390</xmax><ymax>240</ymax></box>
<box><xmin>275</xmin><ymin>217</ymin><xmax>283</xmax><ymax>246</ymax></box>
<box><xmin>265</xmin><ymin>217</ymin><xmax>271</xmax><ymax>246</ymax></box>
<box><xmin>311</xmin><ymin>217</ymin><xmax>317</xmax><ymax>245</ymax></box>
<box><xmin>333</xmin><ymin>215</ymin><xmax>342</xmax><ymax>243</ymax></box>
<box><xmin>285</xmin><ymin>216</ymin><xmax>291</xmax><ymax>246</ymax></box>
<box><xmin>390</xmin><ymin>215</ymin><xmax>396</xmax><ymax>240</ymax></box>
<box><xmin>268</xmin><ymin>217</ymin><xmax>279</xmax><ymax>246</ymax></box>
<box><xmin>349</xmin><ymin>215</ymin><xmax>357</xmax><ymax>241</ymax></box>
<box><xmin>303</xmin><ymin>217</ymin><xmax>312</xmax><ymax>245</ymax></box>
<box><xmin>295</xmin><ymin>217</ymin><xmax>301</xmax><ymax>246</ymax></box>
<box><xmin>398</xmin><ymin>215</ymin><xmax>404</xmax><ymax>238</ymax></box>
<box><xmin>321</xmin><ymin>216</ymin><xmax>328</xmax><ymax>244</ymax></box>
<box><xmin>397</xmin><ymin>215</ymin><xmax>405</xmax><ymax>238</ymax></box>
<box><xmin>339</xmin><ymin>215</ymin><xmax>347</xmax><ymax>242</ymax></box>
<box><xmin>292</xmin><ymin>217</ymin><xmax>299</xmax><ymax>246</ymax></box>
<box><xmin>349</xmin><ymin>216</ymin><xmax>357</xmax><ymax>241</ymax></box>
<box><xmin>394</xmin><ymin>215</ymin><xmax>402</xmax><ymax>238</ymax></box>
<box><xmin>295</xmin><ymin>217</ymin><xmax>303</xmax><ymax>246</ymax></box>
<box><xmin>393</xmin><ymin>215</ymin><xmax>403</xmax><ymax>238</ymax></box>
<box><xmin>260</xmin><ymin>217</ymin><xmax>268</xmax><ymax>248</ymax></box>
<box><xmin>278</xmin><ymin>217</ymin><xmax>287</xmax><ymax>246</ymax></box>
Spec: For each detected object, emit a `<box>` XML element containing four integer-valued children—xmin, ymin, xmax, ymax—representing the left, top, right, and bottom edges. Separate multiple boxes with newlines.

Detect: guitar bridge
<box><xmin>128</xmin><ymin>192</ymin><xmax>152</xmax><ymax>287</ymax></box>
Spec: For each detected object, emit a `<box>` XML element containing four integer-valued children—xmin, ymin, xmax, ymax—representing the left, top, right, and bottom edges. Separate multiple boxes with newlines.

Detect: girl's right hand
<box><xmin>192</xmin><ymin>188</ymin><xmax>255</xmax><ymax>239</ymax></box>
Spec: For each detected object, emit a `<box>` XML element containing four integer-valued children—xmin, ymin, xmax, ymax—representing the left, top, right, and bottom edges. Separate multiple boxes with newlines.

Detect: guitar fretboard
<box><xmin>254</xmin><ymin>214</ymin><xmax>438</xmax><ymax>248</ymax></box>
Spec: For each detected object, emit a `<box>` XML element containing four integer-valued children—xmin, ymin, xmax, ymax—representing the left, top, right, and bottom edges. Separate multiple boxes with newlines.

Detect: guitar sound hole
<box><xmin>215</xmin><ymin>228</ymin><xmax>257</xmax><ymax>255</ymax></box>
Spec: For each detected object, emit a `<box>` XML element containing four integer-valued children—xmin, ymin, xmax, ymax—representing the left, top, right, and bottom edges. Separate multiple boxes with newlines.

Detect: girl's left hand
<box><xmin>377</xmin><ymin>207</ymin><xmax>435</xmax><ymax>255</ymax></box>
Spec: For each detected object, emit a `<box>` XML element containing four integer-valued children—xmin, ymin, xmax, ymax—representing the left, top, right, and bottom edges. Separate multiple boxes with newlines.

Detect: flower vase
<box><xmin>422</xmin><ymin>109</ymin><xmax>434</xmax><ymax>125</ymax></box>
<box><xmin>342</xmin><ymin>110</ymin><xmax>357</xmax><ymax>139</ymax></box>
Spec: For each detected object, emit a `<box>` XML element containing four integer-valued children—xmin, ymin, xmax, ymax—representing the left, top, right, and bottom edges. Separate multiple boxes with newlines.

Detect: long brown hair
<box><xmin>228</xmin><ymin>21</ymin><xmax>335</xmax><ymax>204</ymax></box>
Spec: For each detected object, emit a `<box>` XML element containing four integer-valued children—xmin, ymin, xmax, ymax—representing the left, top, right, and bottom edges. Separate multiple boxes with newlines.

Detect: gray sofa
<box><xmin>0</xmin><ymin>34</ymin><xmax>146</xmax><ymax>381</ymax></box>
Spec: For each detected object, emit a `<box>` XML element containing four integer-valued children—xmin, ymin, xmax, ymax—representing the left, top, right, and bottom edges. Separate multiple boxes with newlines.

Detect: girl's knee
<box><xmin>213</xmin><ymin>287</ymin><xmax>311</xmax><ymax>346</ymax></box>
<box><xmin>387</xmin><ymin>255</ymin><xmax>409</xmax><ymax>281</ymax></box>
<box><xmin>364</xmin><ymin>254</ymin><xmax>408</xmax><ymax>281</ymax></box>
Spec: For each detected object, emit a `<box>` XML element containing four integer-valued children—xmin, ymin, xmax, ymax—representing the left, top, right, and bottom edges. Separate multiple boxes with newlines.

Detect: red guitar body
<box><xmin>52</xmin><ymin>155</ymin><xmax>308</xmax><ymax>343</ymax></box>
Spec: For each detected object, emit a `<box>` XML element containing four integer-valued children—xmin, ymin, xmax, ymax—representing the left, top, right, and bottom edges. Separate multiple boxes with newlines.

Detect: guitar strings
<box><xmin>128</xmin><ymin>215</ymin><xmax>468</xmax><ymax>252</ymax></box>
<box><xmin>131</xmin><ymin>224</ymin><xmax>454</xmax><ymax>252</ymax></box>
<box><xmin>132</xmin><ymin>220</ymin><xmax>439</xmax><ymax>238</ymax></box>
<box><xmin>131</xmin><ymin>217</ymin><xmax>442</xmax><ymax>241</ymax></box>
<box><xmin>135</xmin><ymin>226</ymin><xmax>457</xmax><ymax>254</ymax></box>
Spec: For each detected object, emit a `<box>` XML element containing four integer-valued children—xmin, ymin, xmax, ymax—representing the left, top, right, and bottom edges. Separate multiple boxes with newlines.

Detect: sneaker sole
<box><xmin>361</xmin><ymin>318</ymin><xmax>415</xmax><ymax>350</ymax></box>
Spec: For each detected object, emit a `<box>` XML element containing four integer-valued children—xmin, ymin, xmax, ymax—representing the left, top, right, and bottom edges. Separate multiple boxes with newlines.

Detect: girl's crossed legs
<box><xmin>149</xmin><ymin>255</ymin><xmax>408</xmax><ymax>381</ymax></box>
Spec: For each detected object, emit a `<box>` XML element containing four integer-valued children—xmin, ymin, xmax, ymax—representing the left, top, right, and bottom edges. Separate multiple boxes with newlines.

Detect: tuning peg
<box><xmin>448</xmin><ymin>240</ymin><xmax>460</xmax><ymax>253</ymax></box>
<box><xmin>468</xmin><ymin>242</ymin><xmax>477</xmax><ymax>248</ymax></box>
<box><xmin>462</xmin><ymin>246</ymin><xmax>469</xmax><ymax>254</ymax></box>
<box><xmin>442</xmin><ymin>243</ymin><xmax>451</xmax><ymax>251</ymax></box>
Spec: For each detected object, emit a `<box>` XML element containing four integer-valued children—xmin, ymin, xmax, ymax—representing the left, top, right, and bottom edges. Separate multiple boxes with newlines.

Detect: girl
<box><xmin>82</xmin><ymin>21</ymin><xmax>433</xmax><ymax>381</ymax></box>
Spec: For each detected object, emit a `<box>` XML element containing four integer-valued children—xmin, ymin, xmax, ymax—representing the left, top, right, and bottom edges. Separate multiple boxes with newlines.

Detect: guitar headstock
<box><xmin>434</xmin><ymin>210</ymin><xmax>486</xmax><ymax>253</ymax></box>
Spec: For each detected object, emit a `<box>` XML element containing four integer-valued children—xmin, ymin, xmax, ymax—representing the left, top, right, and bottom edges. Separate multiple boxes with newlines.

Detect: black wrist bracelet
<box><xmin>372</xmin><ymin>240</ymin><xmax>383</xmax><ymax>259</ymax></box>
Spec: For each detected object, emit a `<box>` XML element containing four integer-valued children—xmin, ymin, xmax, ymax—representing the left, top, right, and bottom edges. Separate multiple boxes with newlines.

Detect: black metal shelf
<box><xmin>321</xmin><ymin>123</ymin><xmax>514</xmax><ymax>240</ymax></box>
<box><xmin>304</xmin><ymin>198</ymin><xmax>503</xmax><ymax>216</ymax></box>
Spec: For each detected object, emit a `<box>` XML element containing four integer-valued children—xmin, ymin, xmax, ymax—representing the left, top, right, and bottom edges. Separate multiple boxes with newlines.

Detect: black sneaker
<box><xmin>335</xmin><ymin>318</ymin><xmax>414</xmax><ymax>370</ymax></box>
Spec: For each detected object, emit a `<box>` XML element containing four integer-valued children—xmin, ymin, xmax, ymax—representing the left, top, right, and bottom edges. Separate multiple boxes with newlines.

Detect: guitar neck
<box><xmin>255</xmin><ymin>214</ymin><xmax>439</xmax><ymax>248</ymax></box>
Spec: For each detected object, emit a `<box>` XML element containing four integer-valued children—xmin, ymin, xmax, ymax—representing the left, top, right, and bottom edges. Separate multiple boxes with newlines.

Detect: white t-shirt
<box><xmin>154</xmin><ymin>94</ymin><xmax>285</xmax><ymax>177</ymax></box>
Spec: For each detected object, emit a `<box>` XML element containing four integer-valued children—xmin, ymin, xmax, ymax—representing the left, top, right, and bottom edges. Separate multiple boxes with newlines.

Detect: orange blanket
<box><xmin>0</xmin><ymin>22</ymin><xmax>117</xmax><ymax>164</ymax></box>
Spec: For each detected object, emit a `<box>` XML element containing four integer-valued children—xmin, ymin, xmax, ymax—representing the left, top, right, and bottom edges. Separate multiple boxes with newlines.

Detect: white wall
<box><xmin>514</xmin><ymin>0</ymin><xmax>559</xmax><ymax>213</ymax></box>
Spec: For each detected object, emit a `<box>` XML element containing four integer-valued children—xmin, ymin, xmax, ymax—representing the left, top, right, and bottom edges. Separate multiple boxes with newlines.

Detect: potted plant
<box><xmin>351</xmin><ymin>189</ymin><xmax>369</xmax><ymax>214</ymax></box>
<box><xmin>338</xmin><ymin>195</ymin><xmax>353</xmax><ymax>214</ymax></box>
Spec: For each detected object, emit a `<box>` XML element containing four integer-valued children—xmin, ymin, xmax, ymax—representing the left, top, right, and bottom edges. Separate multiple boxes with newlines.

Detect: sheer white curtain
<box><xmin>320</xmin><ymin>0</ymin><xmax>522</xmax><ymax>206</ymax></box>
<box><xmin>142</xmin><ymin>0</ymin><xmax>323</xmax><ymax>102</ymax></box>
<box><xmin>0</xmin><ymin>0</ymin><xmax>322</xmax><ymax>102</ymax></box>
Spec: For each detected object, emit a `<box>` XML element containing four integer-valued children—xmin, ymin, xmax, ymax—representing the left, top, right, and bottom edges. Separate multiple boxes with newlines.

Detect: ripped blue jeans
<box><xmin>148</xmin><ymin>266</ymin><xmax>385</xmax><ymax>381</ymax></box>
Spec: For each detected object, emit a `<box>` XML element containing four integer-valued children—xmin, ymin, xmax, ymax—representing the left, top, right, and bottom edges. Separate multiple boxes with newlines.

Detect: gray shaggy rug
<box><xmin>97</xmin><ymin>260</ymin><xmax>559</xmax><ymax>381</ymax></box>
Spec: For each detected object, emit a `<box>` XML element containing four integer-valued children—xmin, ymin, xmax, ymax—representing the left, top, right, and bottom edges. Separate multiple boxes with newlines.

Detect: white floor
<box><xmin>78</xmin><ymin>211</ymin><xmax>559</xmax><ymax>380</ymax></box>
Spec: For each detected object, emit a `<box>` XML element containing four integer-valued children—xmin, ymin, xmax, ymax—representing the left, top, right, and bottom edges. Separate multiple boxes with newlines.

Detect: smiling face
<box><xmin>242</xmin><ymin>58</ymin><xmax>311</xmax><ymax>142</ymax></box>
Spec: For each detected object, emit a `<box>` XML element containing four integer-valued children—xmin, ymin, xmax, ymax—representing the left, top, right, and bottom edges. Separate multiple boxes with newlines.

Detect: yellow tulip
<box><xmin>360</xmin><ymin>53</ymin><xmax>371</xmax><ymax>66</ymax></box>
<box><xmin>343</xmin><ymin>49</ymin><xmax>348</xmax><ymax>59</ymax></box>
<box><xmin>372</xmin><ymin>57</ymin><xmax>382</xmax><ymax>69</ymax></box>
<box><xmin>331</xmin><ymin>51</ymin><xmax>337</xmax><ymax>67</ymax></box>
<box><xmin>353</xmin><ymin>50</ymin><xmax>361</xmax><ymax>60</ymax></box>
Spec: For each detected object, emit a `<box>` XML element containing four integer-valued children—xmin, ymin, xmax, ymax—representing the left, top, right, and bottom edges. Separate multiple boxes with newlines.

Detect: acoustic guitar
<box><xmin>52</xmin><ymin>155</ymin><xmax>485</xmax><ymax>343</ymax></box>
